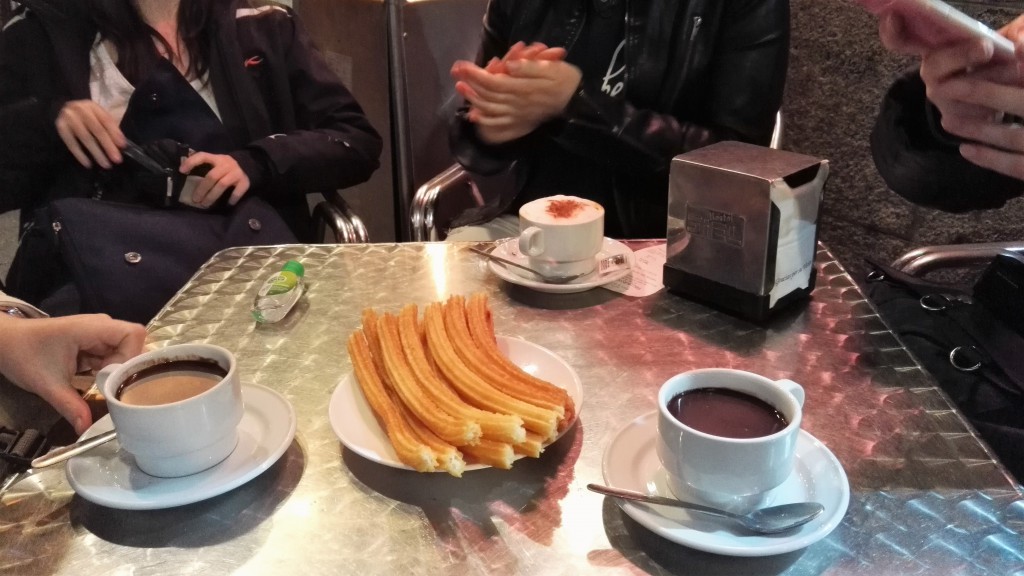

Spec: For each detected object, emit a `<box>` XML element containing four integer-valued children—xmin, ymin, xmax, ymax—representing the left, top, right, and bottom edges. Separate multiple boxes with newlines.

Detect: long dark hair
<box><xmin>89</xmin><ymin>0</ymin><xmax>218</xmax><ymax>84</ymax></box>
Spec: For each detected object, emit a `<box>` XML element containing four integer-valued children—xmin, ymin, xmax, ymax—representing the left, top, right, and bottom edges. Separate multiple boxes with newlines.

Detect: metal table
<box><xmin>2</xmin><ymin>241</ymin><xmax>1023</xmax><ymax>575</ymax></box>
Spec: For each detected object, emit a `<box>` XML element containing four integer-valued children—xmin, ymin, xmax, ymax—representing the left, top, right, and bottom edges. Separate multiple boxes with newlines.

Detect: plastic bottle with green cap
<box><xmin>252</xmin><ymin>260</ymin><xmax>306</xmax><ymax>323</ymax></box>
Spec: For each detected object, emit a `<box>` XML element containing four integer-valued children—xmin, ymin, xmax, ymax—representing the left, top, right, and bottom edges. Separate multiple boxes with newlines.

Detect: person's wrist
<box><xmin>0</xmin><ymin>314</ymin><xmax>22</xmax><ymax>374</ymax></box>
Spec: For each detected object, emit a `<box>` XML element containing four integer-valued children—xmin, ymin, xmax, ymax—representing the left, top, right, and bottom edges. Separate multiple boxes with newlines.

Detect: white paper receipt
<box><xmin>604</xmin><ymin>244</ymin><xmax>666</xmax><ymax>297</ymax></box>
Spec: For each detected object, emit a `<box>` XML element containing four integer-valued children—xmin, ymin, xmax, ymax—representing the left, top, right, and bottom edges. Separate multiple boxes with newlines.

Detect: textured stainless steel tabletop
<box><xmin>2</xmin><ymin>241</ymin><xmax>1023</xmax><ymax>575</ymax></box>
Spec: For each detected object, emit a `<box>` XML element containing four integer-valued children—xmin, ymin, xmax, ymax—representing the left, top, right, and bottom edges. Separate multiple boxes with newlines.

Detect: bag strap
<box><xmin>866</xmin><ymin>256</ymin><xmax>1024</xmax><ymax>395</ymax></box>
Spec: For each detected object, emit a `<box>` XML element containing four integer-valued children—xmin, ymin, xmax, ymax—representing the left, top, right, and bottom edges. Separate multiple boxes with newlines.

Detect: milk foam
<box><xmin>520</xmin><ymin>195</ymin><xmax>604</xmax><ymax>226</ymax></box>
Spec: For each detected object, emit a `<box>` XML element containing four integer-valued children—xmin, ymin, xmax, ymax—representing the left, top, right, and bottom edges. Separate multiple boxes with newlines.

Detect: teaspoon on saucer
<box><xmin>31</xmin><ymin>429</ymin><xmax>118</xmax><ymax>469</ymax></box>
<box><xmin>470</xmin><ymin>247</ymin><xmax>626</xmax><ymax>284</ymax></box>
<box><xmin>587</xmin><ymin>483</ymin><xmax>824</xmax><ymax>534</ymax></box>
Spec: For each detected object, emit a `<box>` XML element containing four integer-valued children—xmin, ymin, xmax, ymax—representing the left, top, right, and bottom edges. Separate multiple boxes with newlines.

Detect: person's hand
<box><xmin>483</xmin><ymin>41</ymin><xmax>567</xmax><ymax>74</ymax></box>
<box><xmin>55</xmin><ymin>100</ymin><xmax>126</xmax><ymax>169</ymax></box>
<box><xmin>179</xmin><ymin>152</ymin><xmax>251</xmax><ymax>207</ymax></box>
<box><xmin>921</xmin><ymin>43</ymin><xmax>1024</xmax><ymax>179</ymax></box>
<box><xmin>1000</xmin><ymin>13</ymin><xmax>1024</xmax><ymax>44</ymax></box>
<box><xmin>0</xmin><ymin>314</ymin><xmax>147</xmax><ymax>435</ymax></box>
<box><xmin>452</xmin><ymin>57</ymin><xmax>582</xmax><ymax>144</ymax></box>
<box><xmin>911</xmin><ymin>20</ymin><xmax>1024</xmax><ymax>179</ymax></box>
<box><xmin>879</xmin><ymin>12</ymin><xmax>1024</xmax><ymax>180</ymax></box>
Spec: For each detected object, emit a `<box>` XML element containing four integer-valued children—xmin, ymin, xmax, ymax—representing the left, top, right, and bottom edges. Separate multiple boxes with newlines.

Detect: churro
<box><xmin>347</xmin><ymin>332</ymin><xmax>436</xmax><ymax>472</ymax></box>
<box><xmin>423</xmin><ymin>303</ymin><xmax>560</xmax><ymax>439</ymax></box>
<box><xmin>461</xmin><ymin>439</ymin><xmax>515</xmax><ymax>470</ymax></box>
<box><xmin>361</xmin><ymin>309</ymin><xmax>390</xmax><ymax>382</ymax></box>
<box><xmin>393</xmin><ymin>390</ymin><xmax>466</xmax><ymax>476</ymax></box>
<box><xmin>397</xmin><ymin>306</ymin><xmax>526</xmax><ymax>445</ymax></box>
<box><xmin>465</xmin><ymin>293</ymin><xmax>576</xmax><ymax>425</ymax></box>
<box><xmin>346</xmin><ymin>293</ymin><xmax>577</xmax><ymax>474</ymax></box>
<box><xmin>443</xmin><ymin>296</ymin><xmax>565</xmax><ymax>418</ymax></box>
<box><xmin>512</xmin><ymin>432</ymin><xmax>545</xmax><ymax>459</ymax></box>
<box><xmin>377</xmin><ymin>313</ymin><xmax>482</xmax><ymax>446</ymax></box>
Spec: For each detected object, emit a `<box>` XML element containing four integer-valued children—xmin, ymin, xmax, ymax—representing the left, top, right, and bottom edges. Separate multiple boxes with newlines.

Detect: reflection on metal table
<box><xmin>2</xmin><ymin>241</ymin><xmax>1023</xmax><ymax>575</ymax></box>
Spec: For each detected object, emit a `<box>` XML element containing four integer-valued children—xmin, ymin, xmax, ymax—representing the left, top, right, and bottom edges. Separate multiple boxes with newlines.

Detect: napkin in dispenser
<box><xmin>663</xmin><ymin>141</ymin><xmax>830</xmax><ymax>322</ymax></box>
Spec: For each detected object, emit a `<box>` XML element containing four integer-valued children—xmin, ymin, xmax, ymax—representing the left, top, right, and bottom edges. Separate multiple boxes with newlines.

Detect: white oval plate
<box><xmin>66</xmin><ymin>384</ymin><xmax>296</xmax><ymax>510</ymax></box>
<box><xmin>602</xmin><ymin>411</ymin><xmax>849</xmax><ymax>557</ymax></box>
<box><xmin>329</xmin><ymin>336</ymin><xmax>582</xmax><ymax>471</ymax></box>
<box><xmin>486</xmin><ymin>237</ymin><xmax>633</xmax><ymax>294</ymax></box>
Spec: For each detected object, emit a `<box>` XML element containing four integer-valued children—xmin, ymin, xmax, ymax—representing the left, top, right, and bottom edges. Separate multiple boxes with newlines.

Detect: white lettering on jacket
<box><xmin>601</xmin><ymin>40</ymin><xmax>626</xmax><ymax>98</ymax></box>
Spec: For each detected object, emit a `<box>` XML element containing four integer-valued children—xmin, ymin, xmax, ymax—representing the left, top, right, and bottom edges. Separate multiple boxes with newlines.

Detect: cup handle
<box><xmin>775</xmin><ymin>379</ymin><xmax>805</xmax><ymax>407</ymax></box>
<box><xmin>519</xmin><ymin>226</ymin><xmax>544</xmax><ymax>257</ymax></box>
<box><xmin>94</xmin><ymin>363</ymin><xmax>121</xmax><ymax>396</ymax></box>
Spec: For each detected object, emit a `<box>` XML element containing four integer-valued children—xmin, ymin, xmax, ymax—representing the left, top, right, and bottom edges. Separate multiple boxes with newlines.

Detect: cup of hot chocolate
<box><xmin>518</xmin><ymin>195</ymin><xmax>604</xmax><ymax>279</ymax></box>
<box><xmin>656</xmin><ymin>368</ymin><xmax>805</xmax><ymax>513</ymax></box>
<box><xmin>96</xmin><ymin>343</ymin><xmax>243</xmax><ymax>477</ymax></box>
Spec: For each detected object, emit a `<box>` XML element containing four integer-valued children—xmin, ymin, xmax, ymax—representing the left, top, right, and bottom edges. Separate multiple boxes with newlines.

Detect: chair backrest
<box><xmin>313</xmin><ymin>191</ymin><xmax>369</xmax><ymax>244</ymax></box>
<box><xmin>390</xmin><ymin>0</ymin><xmax>490</xmax><ymax>240</ymax></box>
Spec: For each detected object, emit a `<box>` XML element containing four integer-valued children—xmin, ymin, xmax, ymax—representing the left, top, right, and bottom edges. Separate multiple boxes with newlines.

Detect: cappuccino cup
<box><xmin>518</xmin><ymin>195</ymin><xmax>604</xmax><ymax>278</ymax></box>
<box><xmin>656</xmin><ymin>369</ymin><xmax>805</xmax><ymax>513</ymax></box>
<box><xmin>97</xmin><ymin>344</ymin><xmax>243</xmax><ymax>477</ymax></box>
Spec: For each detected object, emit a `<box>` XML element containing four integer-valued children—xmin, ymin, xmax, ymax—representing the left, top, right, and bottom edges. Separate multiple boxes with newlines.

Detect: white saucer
<box><xmin>486</xmin><ymin>237</ymin><xmax>634</xmax><ymax>294</ymax></box>
<box><xmin>602</xmin><ymin>412</ymin><xmax>849</xmax><ymax>557</ymax></box>
<box><xmin>66</xmin><ymin>384</ymin><xmax>296</xmax><ymax>510</ymax></box>
<box><xmin>329</xmin><ymin>336</ymin><xmax>582</xmax><ymax>471</ymax></box>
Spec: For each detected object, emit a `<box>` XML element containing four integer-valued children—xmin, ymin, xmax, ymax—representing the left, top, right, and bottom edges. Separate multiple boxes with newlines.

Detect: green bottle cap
<box><xmin>282</xmin><ymin>260</ymin><xmax>305</xmax><ymax>277</ymax></box>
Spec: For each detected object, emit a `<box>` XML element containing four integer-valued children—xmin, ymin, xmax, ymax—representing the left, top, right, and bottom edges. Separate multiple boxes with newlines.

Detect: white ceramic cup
<box><xmin>518</xmin><ymin>195</ymin><xmax>604</xmax><ymax>278</ymax></box>
<box><xmin>97</xmin><ymin>344</ymin><xmax>243</xmax><ymax>478</ymax></box>
<box><xmin>656</xmin><ymin>369</ymin><xmax>805</xmax><ymax>513</ymax></box>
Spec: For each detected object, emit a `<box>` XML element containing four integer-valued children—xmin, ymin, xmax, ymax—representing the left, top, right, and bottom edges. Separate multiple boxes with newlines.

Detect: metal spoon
<box><xmin>30</xmin><ymin>430</ymin><xmax>118</xmax><ymax>469</ymax></box>
<box><xmin>587</xmin><ymin>483</ymin><xmax>824</xmax><ymax>534</ymax></box>
<box><xmin>470</xmin><ymin>247</ymin><xmax>626</xmax><ymax>284</ymax></box>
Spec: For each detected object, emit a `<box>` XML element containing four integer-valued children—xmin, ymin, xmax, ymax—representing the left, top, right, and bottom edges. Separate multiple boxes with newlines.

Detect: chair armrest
<box><xmin>313</xmin><ymin>191</ymin><xmax>369</xmax><ymax>244</ymax></box>
<box><xmin>770</xmin><ymin>111</ymin><xmax>783</xmax><ymax>150</ymax></box>
<box><xmin>411</xmin><ymin>164</ymin><xmax>471</xmax><ymax>241</ymax></box>
<box><xmin>891</xmin><ymin>241</ymin><xmax>1024</xmax><ymax>276</ymax></box>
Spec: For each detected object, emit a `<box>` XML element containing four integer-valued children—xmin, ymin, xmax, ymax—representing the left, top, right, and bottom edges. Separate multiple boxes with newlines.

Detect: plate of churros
<box><xmin>331</xmin><ymin>294</ymin><xmax>582</xmax><ymax>477</ymax></box>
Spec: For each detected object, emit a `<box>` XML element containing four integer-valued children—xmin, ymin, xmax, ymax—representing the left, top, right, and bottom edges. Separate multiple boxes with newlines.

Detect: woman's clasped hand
<box><xmin>451</xmin><ymin>41</ymin><xmax>579</xmax><ymax>145</ymax></box>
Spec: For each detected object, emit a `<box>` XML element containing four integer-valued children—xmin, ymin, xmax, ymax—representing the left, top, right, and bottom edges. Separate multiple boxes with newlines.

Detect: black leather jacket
<box><xmin>451</xmin><ymin>0</ymin><xmax>790</xmax><ymax>238</ymax></box>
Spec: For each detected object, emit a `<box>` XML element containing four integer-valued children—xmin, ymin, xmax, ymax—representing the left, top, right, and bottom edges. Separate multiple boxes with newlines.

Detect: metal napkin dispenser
<box><xmin>663</xmin><ymin>141</ymin><xmax>830</xmax><ymax>322</ymax></box>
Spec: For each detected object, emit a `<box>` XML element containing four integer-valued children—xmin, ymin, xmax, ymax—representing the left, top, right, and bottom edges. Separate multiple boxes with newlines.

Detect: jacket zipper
<box><xmin>675</xmin><ymin>15</ymin><xmax>703</xmax><ymax>95</ymax></box>
<box><xmin>622</xmin><ymin>0</ymin><xmax>630</xmax><ymax>91</ymax></box>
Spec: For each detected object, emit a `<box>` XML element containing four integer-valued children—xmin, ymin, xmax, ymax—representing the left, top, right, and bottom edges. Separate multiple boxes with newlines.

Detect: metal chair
<box><xmin>889</xmin><ymin>241</ymin><xmax>1024</xmax><ymax>276</ymax></box>
<box><xmin>410</xmin><ymin>112</ymin><xmax>785</xmax><ymax>242</ymax></box>
<box><xmin>312</xmin><ymin>191</ymin><xmax>369</xmax><ymax>243</ymax></box>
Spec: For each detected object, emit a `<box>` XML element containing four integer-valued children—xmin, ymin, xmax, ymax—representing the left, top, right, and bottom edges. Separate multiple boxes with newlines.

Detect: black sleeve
<box><xmin>870</xmin><ymin>69</ymin><xmax>1024</xmax><ymax>212</ymax></box>
<box><xmin>0</xmin><ymin>12</ymin><xmax>69</xmax><ymax>171</ymax></box>
<box><xmin>229</xmin><ymin>7</ymin><xmax>383</xmax><ymax>199</ymax></box>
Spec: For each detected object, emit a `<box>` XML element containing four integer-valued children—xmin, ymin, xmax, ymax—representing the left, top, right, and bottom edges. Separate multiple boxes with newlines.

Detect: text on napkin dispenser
<box><xmin>663</xmin><ymin>141</ymin><xmax>830</xmax><ymax>322</ymax></box>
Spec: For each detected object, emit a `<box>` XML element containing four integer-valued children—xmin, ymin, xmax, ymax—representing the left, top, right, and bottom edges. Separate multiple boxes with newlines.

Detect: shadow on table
<box><xmin>500</xmin><ymin>283</ymin><xmax>624</xmax><ymax>310</ymax></box>
<box><xmin>69</xmin><ymin>439</ymin><xmax>305</xmax><ymax>549</ymax></box>
<box><xmin>593</xmin><ymin>498</ymin><xmax>807</xmax><ymax>574</ymax></box>
<box><xmin>642</xmin><ymin>290</ymin><xmax>812</xmax><ymax>357</ymax></box>
<box><xmin>344</xmin><ymin>419</ymin><xmax>584</xmax><ymax>549</ymax></box>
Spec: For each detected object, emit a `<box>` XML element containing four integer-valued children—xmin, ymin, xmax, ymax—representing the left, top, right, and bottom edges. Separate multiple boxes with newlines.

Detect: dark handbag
<box><xmin>865</xmin><ymin>256</ymin><xmax>1024</xmax><ymax>480</ymax></box>
<box><xmin>37</xmin><ymin>196</ymin><xmax>296</xmax><ymax>324</ymax></box>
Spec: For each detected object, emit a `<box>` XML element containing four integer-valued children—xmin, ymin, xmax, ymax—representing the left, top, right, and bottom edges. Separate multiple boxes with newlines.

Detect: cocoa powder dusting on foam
<box><xmin>545</xmin><ymin>199</ymin><xmax>586</xmax><ymax>219</ymax></box>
